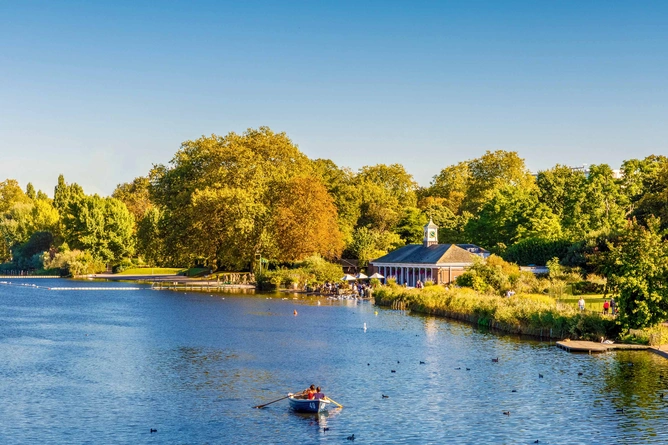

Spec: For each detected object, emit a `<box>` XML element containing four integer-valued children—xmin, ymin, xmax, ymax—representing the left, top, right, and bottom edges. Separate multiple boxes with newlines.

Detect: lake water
<box><xmin>0</xmin><ymin>279</ymin><xmax>667</xmax><ymax>444</ymax></box>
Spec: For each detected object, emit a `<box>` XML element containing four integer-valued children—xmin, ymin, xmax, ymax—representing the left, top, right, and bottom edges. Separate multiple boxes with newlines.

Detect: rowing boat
<box><xmin>288</xmin><ymin>396</ymin><xmax>331</xmax><ymax>413</ymax></box>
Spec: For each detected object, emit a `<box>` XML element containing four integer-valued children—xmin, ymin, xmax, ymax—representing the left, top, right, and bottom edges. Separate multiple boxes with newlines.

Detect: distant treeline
<box><xmin>1</xmin><ymin>127</ymin><xmax>667</xmax><ymax>278</ymax></box>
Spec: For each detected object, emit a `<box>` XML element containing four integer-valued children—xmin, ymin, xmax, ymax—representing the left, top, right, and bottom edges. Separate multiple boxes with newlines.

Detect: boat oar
<box><xmin>253</xmin><ymin>391</ymin><xmax>302</xmax><ymax>409</ymax></box>
<box><xmin>325</xmin><ymin>397</ymin><xmax>343</xmax><ymax>408</ymax></box>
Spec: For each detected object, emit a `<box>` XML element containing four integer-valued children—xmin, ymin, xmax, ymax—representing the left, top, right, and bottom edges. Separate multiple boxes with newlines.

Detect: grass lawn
<box><xmin>560</xmin><ymin>294</ymin><xmax>612</xmax><ymax>313</ymax></box>
<box><xmin>116</xmin><ymin>267</ymin><xmax>185</xmax><ymax>275</ymax></box>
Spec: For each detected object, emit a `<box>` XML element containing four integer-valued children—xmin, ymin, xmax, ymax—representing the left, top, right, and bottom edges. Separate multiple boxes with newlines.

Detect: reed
<box><xmin>374</xmin><ymin>285</ymin><xmax>619</xmax><ymax>341</ymax></box>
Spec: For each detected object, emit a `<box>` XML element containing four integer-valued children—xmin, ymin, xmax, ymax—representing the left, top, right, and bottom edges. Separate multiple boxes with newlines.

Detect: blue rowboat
<box><xmin>288</xmin><ymin>396</ymin><xmax>331</xmax><ymax>413</ymax></box>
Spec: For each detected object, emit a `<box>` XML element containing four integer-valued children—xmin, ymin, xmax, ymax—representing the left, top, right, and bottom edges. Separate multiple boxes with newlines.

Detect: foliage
<box><xmin>149</xmin><ymin>127</ymin><xmax>313</xmax><ymax>269</ymax></box>
<box><xmin>456</xmin><ymin>255</ymin><xmax>520</xmax><ymax>295</ymax></box>
<box><xmin>43</xmin><ymin>249</ymin><xmax>106</xmax><ymax>276</ymax></box>
<box><xmin>272</xmin><ymin>176</ymin><xmax>344</xmax><ymax>261</ymax></box>
<box><xmin>503</xmin><ymin>238</ymin><xmax>572</xmax><ymax>266</ymax></box>
<box><xmin>112</xmin><ymin>176</ymin><xmax>153</xmax><ymax>224</ymax></box>
<box><xmin>259</xmin><ymin>255</ymin><xmax>342</xmax><ymax>289</ymax></box>
<box><xmin>602</xmin><ymin>217</ymin><xmax>668</xmax><ymax>329</ymax></box>
<box><xmin>394</xmin><ymin>207</ymin><xmax>428</xmax><ymax>244</ymax></box>
<box><xmin>136</xmin><ymin>207</ymin><xmax>163</xmax><ymax>266</ymax></box>
<box><xmin>374</xmin><ymin>286</ymin><xmax>619</xmax><ymax>340</ymax></box>
<box><xmin>347</xmin><ymin>227</ymin><xmax>403</xmax><ymax>267</ymax></box>
<box><xmin>63</xmin><ymin>195</ymin><xmax>135</xmax><ymax>264</ymax></box>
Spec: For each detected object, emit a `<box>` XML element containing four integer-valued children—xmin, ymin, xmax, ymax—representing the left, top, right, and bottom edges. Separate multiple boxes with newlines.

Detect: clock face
<box><xmin>429</xmin><ymin>230</ymin><xmax>436</xmax><ymax>238</ymax></box>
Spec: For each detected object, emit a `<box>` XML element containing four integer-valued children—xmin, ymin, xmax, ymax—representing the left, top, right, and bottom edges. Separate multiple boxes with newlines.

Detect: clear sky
<box><xmin>1</xmin><ymin>1</ymin><xmax>667</xmax><ymax>196</ymax></box>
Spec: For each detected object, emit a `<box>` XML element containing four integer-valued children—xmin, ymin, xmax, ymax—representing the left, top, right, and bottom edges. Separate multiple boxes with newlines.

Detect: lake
<box><xmin>0</xmin><ymin>279</ymin><xmax>667</xmax><ymax>444</ymax></box>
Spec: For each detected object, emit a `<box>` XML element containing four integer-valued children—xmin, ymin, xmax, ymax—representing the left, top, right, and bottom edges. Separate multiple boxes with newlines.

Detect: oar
<box><xmin>325</xmin><ymin>397</ymin><xmax>343</xmax><ymax>408</ymax></box>
<box><xmin>253</xmin><ymin>391</ymin><xmax>302</xmax><ymax>409</ymax></box>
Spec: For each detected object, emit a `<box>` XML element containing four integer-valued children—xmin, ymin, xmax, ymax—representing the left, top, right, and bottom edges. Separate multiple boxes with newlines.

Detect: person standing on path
<box><xmin>578</xmin><ymin>297</ymin><xmax>585</xmax><ymax>312</ymax></box>
<box><xmin>603</xmin><ymin>299</ymin><xmax>610</xmax><ymax>315</ymax></box>
<box><xmin>610</xmin><ymin>298</ymin><xmax>616</xmax><ymax>315</ymax></box>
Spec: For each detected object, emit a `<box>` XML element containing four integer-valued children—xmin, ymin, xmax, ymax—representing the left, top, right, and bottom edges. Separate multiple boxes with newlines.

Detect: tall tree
<box><xmin>53</xmin><ymin>174</ymin><xmax>84</xmax><ymax>213</ymax></box>
<box><xmin>112</xmin><ymin>176</ymin><xmax>153</xmax><ymax>224</ymax></box>
<box><xmin>150</xmin><ymin>127</ymin><xmax>313</xmax><ymax>268</ymax></box>
<box><xmin>427</xmin><ymin>161</ymin><xmax>470</xmax><ymax>214</ymax></box>
<box><xmin>311</xmin><ymin>159</ymin><xmax>361</xmax><ymax>244</ymax></box>
<box><xmin>463</xmin><ymin>150</ymin><xmax>535</xmax><ymax>214</ymax></box>
<box><xmin>355</xmin><ymin>163</ymin><xmax>418</xmax><ymax>231</ymax></box>
<box><xmin>0</xmin><ymin>179</ymin><xmax>31</xmax><ymax>213</ymax></box>
<box><xmin>63</xmin><ymin>195</ymin><xmax>134</xmax><ymax>264</ymax></box>
<box><xmin>604</xmin><ymin>217</ymin><xmax>668</xmax><ymax>329</ymax></box>
<box><xmin>272</xmin><ymin>176</ymin><xmax>344</xmax><ymax>261</ymax></box>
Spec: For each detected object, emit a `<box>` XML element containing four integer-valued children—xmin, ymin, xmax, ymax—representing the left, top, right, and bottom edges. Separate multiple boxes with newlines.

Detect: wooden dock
<box><xmin>556</xmin><ymin>340</ymin><xmax>650</xmax><ymax>353</ymax></box>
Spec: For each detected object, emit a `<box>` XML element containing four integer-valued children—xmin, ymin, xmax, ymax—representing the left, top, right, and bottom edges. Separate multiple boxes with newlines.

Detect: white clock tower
<box><xmin>423</xmin><ymin>219</ymin><xmax>438</xmax><ymax>247</ymax></box>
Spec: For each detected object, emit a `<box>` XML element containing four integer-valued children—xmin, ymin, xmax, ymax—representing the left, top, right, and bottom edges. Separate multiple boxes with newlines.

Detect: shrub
<box><xmin>374</xmin><ymin>285</ymin><xmax>619</xmax><ymax>340</ymax></box>
<box><xmin>503</xmin><ymin>238</ymin><xmax>572</xmax><ymax>266</ymax></box>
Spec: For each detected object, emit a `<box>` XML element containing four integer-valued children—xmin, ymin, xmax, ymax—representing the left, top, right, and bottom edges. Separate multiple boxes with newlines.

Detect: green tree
<box><xmin>136</xmin><ymin>207</ymin><xmax>163</xmax><ymax>266</ymax></box>
<box><xmin>0</xmin><ymin>179</ymin><xmax>31</xmax><ymax>213</ymax></box>
<box><xmin>463</xmin><ymin>150</ymin><xmax>535</xmax><ymax>214</ymax></box>
<box><xmin>631</xmin><ymin>159</ymin><xmax>668</xmax><ymax>231</ymax></box>
<box><xmin>311</xmin><ymin>159</ymin><xmax>361</xmax><ymax>244</ymax></box>
<box><xmin>395</xmin><ymin>207</ymin><xmax>428</xmax><ymax>244</ymax></box>
<box><xmin>580</xmin><ymin>164</ymin><xmax>628</xmax><ymax>236</ymax></box>
<box><xmin>465</xmin><ymin>186</ymin><xmax>561</xmax><ymax>251</ymax></box>
<box><xmin>427</xmin><ymin>161</ymin><xmax>470</xmax><ymax>214</ymax></box>
<box><xmin>63</xmin><ymin>195</ymin><xmax>134</xmax><ymax>264</ymax></box>
<box><xmin>604</xmin><ymin>217</ymin><xmax>668</xmax><ymax>329</ymax></box>
<box><xmin>112</xmin><ymin>176</ymin><xmax>153</xmax><ymax>224</ymax></box>
<box><xmin>150</xmin><ymin>127</ymin><xmax>313</xmax><ymax>269</ymax></box>
<box><xmin>25</xmin><ymin>183</ymin><xmax>36</xmax><ymax>200</ymax></box>
<box><xmin>355</xmin><ymin>164</ymin><xmax>418</xmax><ymax>231</ymax></box>
<box><xmin>418</xmin><ymin>197</ymin><xmax>469</xmax><ymax>243</ymax></box>
<box><xmin>53</xmin><ymin>174</ymin><xmax>84</xmax><ymax>213</ymax></box>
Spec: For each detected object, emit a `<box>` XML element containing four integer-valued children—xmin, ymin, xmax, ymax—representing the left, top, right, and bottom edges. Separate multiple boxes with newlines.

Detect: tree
<box><xmin>25</xmin><ymin>183</ymin><xmax>36</xmax><ymax>200</ymax></box>
<box><xmin>426</xmin><ymin>161</ymin><xmax>470</xmax><ymax>214</ymax></box>
<box><xmin>463</xmin><ymin>150</ymin><xmax>535</xmax><ymax>214</ymax></box>
<box><xmin>603</xmin><ymin>217</ymin><xmax>668</xmax><ymax>329</ymax></box>
<box><xmin>53</xmin><ymin>174</ymin><xmax>84</xmax><ymax>213</ymax></box>
<box><xmin>63</xmin><ymin>195</ymin><xmax>134</xmax><ymax>264</ymax></box>
<box><xmin>150</xmin><ymin>127</ymin><xmax>313</xmax><ymax>268</ymax></box>
<box><xmin>632</xmin><ymin>159</ymin><xmax>668</xmax><ymax>231</ymax></box>
<box><xmin>464</xmin><ymin>186</ymin><xmax>561</xmax><ymax>251</ymax></box>
<box><xmin>347</xmin><ymin>227</ymin><xmax>403</xmax><ymax>267</ymax></box>
<box><xmin>417</xmin><ymin>197</ymin><xmax>469</xmax><ymax>243</ymax></box>
<box><xmin>272</xmin><ymin>176</ymin><xmax>344</xmax><ymax>262</ymax></box>
<box><xmin>580</xmin><ymin>164</ymin><xmax>628</xmax><ymax>236</ymax></box>
<box><xmin>0</xmin><ymin>179</ymin><xmax>31</xmax><ymax>213</ymax></box>
<box><xmin>112</xmin><ymin>176</ymin><xmax>153</xmax><ymax>224</ymax></box>
<box><xmin>311</xmin><ymin>159</ymin><xmax>361</xmax><ymax>244</ymax></box>
<box><xmin>394</xmin><ymin>207</ymin><xmax>428</xmax><ymax>244</ymax></box>
<box><xmin>136</xmin><ymin>207</ymin><xmax>163</xmax><ymax>266</ymax></box>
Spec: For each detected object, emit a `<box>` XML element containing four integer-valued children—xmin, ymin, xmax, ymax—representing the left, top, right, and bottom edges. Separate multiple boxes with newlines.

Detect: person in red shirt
<box><xmin>603</xmin><ymin>300</ymin><xmax>610</xmax><ymax>315</ymax></box>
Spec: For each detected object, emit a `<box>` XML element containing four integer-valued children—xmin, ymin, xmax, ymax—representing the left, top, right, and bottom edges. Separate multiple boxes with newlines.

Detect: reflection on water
<box><xmin>0</xmin><ymin>279</ymin><xmax>666</xmax><ymax>444</ymax></box>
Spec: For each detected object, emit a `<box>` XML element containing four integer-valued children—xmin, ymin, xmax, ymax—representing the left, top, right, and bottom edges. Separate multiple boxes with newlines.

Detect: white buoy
<box><xmin>363</xmin><ymin>322</ymin><xmax>367</xmax><ymax>332</ymax></box>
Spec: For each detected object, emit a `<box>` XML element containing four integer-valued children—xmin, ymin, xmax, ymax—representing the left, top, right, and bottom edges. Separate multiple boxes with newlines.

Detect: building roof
<box><xmin>456</xmin><ymin>244</ymin><xmax>490</xmax><ymax>257</ymax></box>
<box><xmin>371</xmin><ymin>243</ymin><xmax>479</xmax><ymax>265</ymax></box>
<box><xmin>424</xmin><ymin>219</ymin><xmax>438</xmax><ymax>229</ymax></box>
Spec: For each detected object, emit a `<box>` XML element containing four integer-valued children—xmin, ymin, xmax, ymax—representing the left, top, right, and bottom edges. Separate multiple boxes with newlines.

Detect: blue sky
<box><xmin>1</xmin><ymin>1</ymin><xmax>667</xmax><ymax>196</ymax></box>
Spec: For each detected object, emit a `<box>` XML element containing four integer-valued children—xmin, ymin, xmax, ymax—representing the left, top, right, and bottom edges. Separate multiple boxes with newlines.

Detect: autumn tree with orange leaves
<box><xmin>273</xmin><ymin>176</ymin><xmax>344</xmax><ymax>262</ymax></box>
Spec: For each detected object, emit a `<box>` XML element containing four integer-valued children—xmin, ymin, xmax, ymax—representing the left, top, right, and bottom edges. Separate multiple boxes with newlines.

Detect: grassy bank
<box><xmin>374</xmin><ymin>285</ymin><xmax>619</xmax><ymax>341</ymax></box>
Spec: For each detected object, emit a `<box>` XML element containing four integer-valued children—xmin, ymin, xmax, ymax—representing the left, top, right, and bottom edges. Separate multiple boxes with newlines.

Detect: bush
<box><xmin>43</xmin><ymin>250</ymin><xmax>106</xmax><ymax>276</ymax></box>
<box><xmin>503</xmin><ymin>238</ymin><xmax>572</xmax><ymax>266</ymax></box>
<box><xmin>374</xmin><ymin>285</ymin><xmax>619</xmax><ymax>340</ymax></box>
<box><xmin>257</xmin><ymin>255</ymin><xmax>343</xmax><ymax>290</ymax></box>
